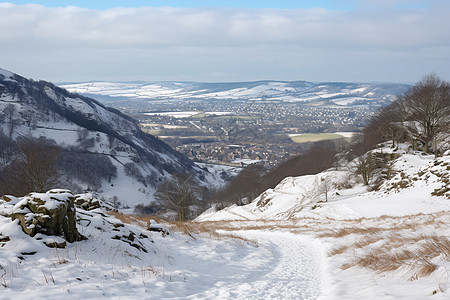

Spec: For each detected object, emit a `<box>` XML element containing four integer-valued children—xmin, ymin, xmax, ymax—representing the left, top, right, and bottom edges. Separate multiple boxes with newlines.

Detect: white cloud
<box><xmin>0</xmin><ymin>3</ymin><xmax>449</xmax><ymax>82</ymax></box>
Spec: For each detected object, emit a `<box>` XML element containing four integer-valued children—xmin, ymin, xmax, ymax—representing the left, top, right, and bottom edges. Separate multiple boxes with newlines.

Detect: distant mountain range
<box><xmin>60</xmin><ymin>80</ymin><xmax>412</xmax><ymax>107</ymax></box>
<box><xmin>0</xmin><ymin>68</ymin><xmax>210</xmax><ymax>208</ymax></box>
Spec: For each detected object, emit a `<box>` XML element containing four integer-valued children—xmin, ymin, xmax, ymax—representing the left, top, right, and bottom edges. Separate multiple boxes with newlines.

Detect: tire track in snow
<box><xmin>190</xmin><ymin>231</ymin><xmax>322</xmax><ymax>300</ymax></box>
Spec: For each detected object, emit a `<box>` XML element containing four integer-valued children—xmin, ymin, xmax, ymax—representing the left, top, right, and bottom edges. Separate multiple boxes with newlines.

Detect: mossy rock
<box><xmin>2</xmin><ymin>195</ymin><xmax>13</xmax><ymax>202</ymax></box>
<box><xmin>44</xmin><ymin>240</ymin><xmax>67</xmax><ymax>248</ymax></box>
<box><xmin>74</xmin><ymin>195</ymin><xmax>101</xmax><ymax>211</ymax></box>
<box><xmin>10</xmin><ymin>191</ymin><xmax>83</xmax><ymax>243</ymax></box>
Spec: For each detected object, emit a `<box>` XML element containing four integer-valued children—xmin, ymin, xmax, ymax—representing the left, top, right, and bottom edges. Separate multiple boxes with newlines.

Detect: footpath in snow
<box><xmin>188</xmin><ymin>231</ymin><xmax>323</xmax><ymax>299</ymax></box>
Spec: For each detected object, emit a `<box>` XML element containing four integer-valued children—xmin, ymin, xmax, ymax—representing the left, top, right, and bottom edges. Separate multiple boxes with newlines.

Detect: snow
<box><xmin>194</xmin><ymin>162</ymin><xmax>243</xmax><ymax>188</ymax></box>
<box><xmin>144</xmin><ymin>111</ymin><xmax>199</xmax><ymax>118</ymax></box>
<box><xmin>195</xmin><ymin>151</ymin><xmax>450</xmax><ymax>299</ymax></box>
<box><xmin>3</xmin><ymin>194</ymin><xmax>313</xmax><ymax>299</ymax></box>
<box><xmin>59</xmin><ymin>81</ymin><xmax>407</xmax><ymax>107</ymax></box>
<box><xmin>204</xmin><ymin>111</ymin><xmax>233</xmax><ymax>116</ymax></box>
<box><xmin>1</xmin><ymin>73</ymin><xmax>218</xmax><ymax>209</ymax></box>
<box><xmin>189</xmin><ymin>232</ymin><xmax>322</xmax><ymax>299</ymax></box>
<box><xmin>0</xmin><ymin>149</ymin><xmax>449</xmax><ymax>299</ymax></box>
<box><xmin>0</xmin><ymin>68</ymin><xmax>14</xmax><ymax>79</ymax></box>
<box><xmin>200</xmin><ymin>152</ymin><xmax>450</xmax><ymax>221</ymax></box>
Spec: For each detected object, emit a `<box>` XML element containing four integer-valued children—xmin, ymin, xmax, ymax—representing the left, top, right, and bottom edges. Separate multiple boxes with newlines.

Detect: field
<box><xmin>289</xmin><ymin>133</ymin><xmax>346</xmax><ymax>143</ymax></box>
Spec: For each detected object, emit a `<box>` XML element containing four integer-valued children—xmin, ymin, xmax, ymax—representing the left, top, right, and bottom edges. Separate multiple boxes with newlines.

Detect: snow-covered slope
<box><xmin>198</xmin><ymin>150</ymin><xmax>450</xmax><ymax>221</ymax></box>
<box><xmin>1</xmin><ymin>190</ymin><xmax>304</xmax><ymax>299</ymax></box>
<box><xmin>195</xmin><ymin>149</ymin><xmax>450</xmax><ymax>299</ymax></box>
<box><xmin>0</xmin><ymin>150</ymin><xmax>449</xmax><ymax>299</ymax></box>
<box><xmin>0</xmin><ymin>67</ymin><xmax>208</xmax><ymax>208</ymax></box>
<box><xmin>60</xmin><ymin>80</ymin><xmax>411</xmax><ymax>107</ymax></box>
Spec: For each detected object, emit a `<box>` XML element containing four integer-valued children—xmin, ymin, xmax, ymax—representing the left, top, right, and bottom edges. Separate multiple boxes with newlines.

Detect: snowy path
<box><xmin>188</xmin><ymin>231</ymin><xmax>323</xmax><ymax>299</ymax></box>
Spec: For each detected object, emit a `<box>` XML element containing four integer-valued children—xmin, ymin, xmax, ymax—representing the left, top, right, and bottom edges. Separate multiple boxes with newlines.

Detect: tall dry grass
<box><xmin>324</xmin><ymin>212</ymin><xmax>450</xmax><ymax>279</ymax></box>
<box><xmin>109</xmin><ymin>209</ymin><xmax>450</xmax><ymax>279</ymax></box>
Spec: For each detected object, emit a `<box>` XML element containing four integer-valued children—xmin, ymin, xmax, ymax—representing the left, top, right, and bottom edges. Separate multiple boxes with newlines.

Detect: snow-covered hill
<box><xmin>0</xmin><ymin>149</ymin><xmax>448</xmax><ymax>299</ymax></box>
<box><xmin>198</xmin><ymin>148</ymin><xmax>450</xmax><ymax>221</ymax></box>
<box><xmin>2</xmin><ymin>190</ymin><xmax>317</xmax><ymax>299</ymax></box>
<box><xmin>60</xmin><ymin>80</ymin><xmax>411</xmax><ymax>107</ymax></box>
<box><xmin>194</xmin><ymin>147</ymin><xmax>450</xmax><ymax>298</ymax></box>
<box><xmin>0</xmin><ymin>68</ymin><xmax>211</xmax><ymax>208</ymax></box>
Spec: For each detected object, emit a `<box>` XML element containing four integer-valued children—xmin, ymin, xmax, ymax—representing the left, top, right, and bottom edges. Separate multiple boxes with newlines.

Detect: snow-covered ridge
<box><xmin>198</xmin><ymin>150</ymin><xmax>450</xmax><ymax>221</ymax></box>
<box><xmin>0</xmin><ymin>68</ymin><xmax>14</xmax><ymax>79</ymax></box>
<box><xmin>60</xmin><ymin>80</ymin><xmax>411</xmax><ymax>107</ymax></box>
<box><xmin>0</xmin><ymin>68</ymin><xmax>209</xmax><ymax>208</ymax></box>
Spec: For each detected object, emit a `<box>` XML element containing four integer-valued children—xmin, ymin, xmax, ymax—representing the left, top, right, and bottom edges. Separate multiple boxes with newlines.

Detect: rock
<box><xmin>2</xmin><ymin>195</ymin><xmax>13</xmax><ymax>202</ymax></box>
<box><xmin>147</xmin><ymin>219</ymin><xmax>170</xmax><ymax>236</ymax></box>
<box><xmin>10</xmin><ymin>190</ymin><xmax>84</xmax><ymax>244</ymax></box>
<box><xmin>44</xmin><ymin>240</ymin><xmax>67</xmax><ymax>248</ymax></box>
<box><xmin>74</xmin><ymin>194</ymin><xmax>102</xmax><ymax>211</ymax></box>
<box><xmin>0</xmin><ymin>235</ymin><xmax>10</xmax><ymax>247</ymax></box>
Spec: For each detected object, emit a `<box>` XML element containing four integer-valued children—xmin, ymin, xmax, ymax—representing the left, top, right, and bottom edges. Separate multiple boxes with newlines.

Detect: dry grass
<box><xmin>108</xmin><ymin>212</ymin><xmax>259</xmax><ymax>244</ymax></box>
<box><xmin>109</xmin><ymin>211</ymin><xmax>165</xmax><ymax>226</ymax></box>
<box><xmin>341</xmin><ymin>236</ymin><xmax>449</xmax><ymax>278</ymax></box>
<box><xmin>318</xmin><ymin>226</ymin><xmax>383</xmax><ymax>238</ymax></box>
<box><xmin>325</xmin><ymin>211</ymin><xmax>450</xmax><ymax>279</ymax></box>
<box><xmin>109</xmin><ymin>209</ymin><xmax>450</xmax><ymax>279</ymax></box>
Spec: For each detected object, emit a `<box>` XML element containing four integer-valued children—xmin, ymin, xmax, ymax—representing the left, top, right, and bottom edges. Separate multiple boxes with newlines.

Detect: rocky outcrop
<box><xmin>1</xmin><ymin>190</ymin><xmax>156</xmax><ymax>254</ymax></box>
<box><xmin>74</xmin><ymin>193</ymin><xmax>102</xmax><ymax>211</ymax></box>
<box><xmin>9</xmin><ymin>189</ymin><xmax>84</xmax><ymax>244</ymax></box>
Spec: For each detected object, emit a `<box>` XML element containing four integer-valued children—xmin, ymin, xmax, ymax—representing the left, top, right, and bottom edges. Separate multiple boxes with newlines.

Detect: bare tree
<box><xmin>320</xmin><ymin>176</ymin><xmax>330</xmax><ymax>202</ymax></box>
<box><xmin>0</xmin><ymin>137</ymin><xmax>62</xmax><ymax>196</ymax></box>
<box><xmin>355</xmin><ymin>153</ymin><xmax>377</xmax><ymax>186</ymax></box>
<box><xmin>400</xmin><ymin>74</ymin><xmax>450</xmax><ymax>153</ymax></box>
<box><xmin>17</xmin><ymin>137</ymin><xmax>62</xmax><ymax>193</ymax></box>
<box><xmin>154</xmin><ymin>173</ymin><xmax>202</xmax><ymax>221</ymax></box>
<box><xmin>376</xmin><ymin>100</ymin><xmax>407</xmax><ymax>147</ymax></box>
<box><xmin>3</xmin><ymin>104</ymin><xmax>16</xmax><ymax>138</ymax></box>
<box><xmin>0</xmin><ymin>129</ymin><xmax>16</xmax><ymax>165</ymax></box>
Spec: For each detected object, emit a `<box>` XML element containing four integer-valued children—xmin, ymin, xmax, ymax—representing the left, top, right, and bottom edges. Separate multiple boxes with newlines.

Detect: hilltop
<box><xmin>60</xmin><ymin>80</ymin><xmax>411</xmax><ymax>107</ymax></box>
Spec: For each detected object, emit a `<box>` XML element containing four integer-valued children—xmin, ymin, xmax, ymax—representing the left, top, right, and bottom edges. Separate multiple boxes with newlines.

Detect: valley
<box><xmin>1</xmin><ymin>68</ymin><xmax>449</xmax><ymax>299</ymax></box>
<box><xmin>61</xmin><ymin>82</ymin><xmax>390</xmax><ymax>167</ymax></box>
<box><xmin>2</xmin><ymin>1</ymin><xmax>449</xmax><ymax>299</ymax></box>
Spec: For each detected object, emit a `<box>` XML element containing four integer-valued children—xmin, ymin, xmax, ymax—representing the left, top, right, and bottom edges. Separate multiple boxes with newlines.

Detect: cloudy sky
<box><xmin>1</xmin><ymin>1</ymin><xmax>449</xmax><ymax>83</ymax></box>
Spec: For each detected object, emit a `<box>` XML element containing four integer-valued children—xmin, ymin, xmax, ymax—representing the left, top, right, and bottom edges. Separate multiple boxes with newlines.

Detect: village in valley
<box><xmin>124</xmin><ymin>100</ymin><xmax>372</xmax><ymax>166</ymax></box>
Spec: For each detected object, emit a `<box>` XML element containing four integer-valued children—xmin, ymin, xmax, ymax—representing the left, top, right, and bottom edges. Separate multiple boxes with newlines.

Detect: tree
<box><xmin>400</xmin><ymin>74</ymin><xmax>450</xmax><ymax>153</ymax></box>
<box><xmin>320</xmin><ymin>176</ymin><xmax>330</xmax><ymax>202</ymax></box>
<box><xmin>0</xmin><ymin>129</ymin><xmax>16</xmax><ymax>165</ymax></box>
<box><xmin>124</xmin><ymin>162</ymin><xmax>147</xmax><ymax>187</ymax></box>
<box><xmin>355</xmin><ymin>153</ymin><xmax>377</xmax><ymax>186</ymax></box>
<box><xmin>0</xmin><ymin>137</ymin><xmax>62</xmax><ymax>196</ymax></box>
<box><xmin>210</xmin><ymin>140</ymin><xmax>340</xmax><ymax>210</ymax></box>
<box><xmin>154</xmin><ymin>174</ymin><xmax>202</xmax><ymax>221</ymax></box>
<box><xmin>57</xmin><ymin>148</ymin><xmax>117</xmax><ymax>189</ymax></box>
<box><xmin>17</xmin><ymin>137</ymin><xmax>62</xmax><ymax>193</ymax></box>
<box><xmin>3</xmin><ymin>103</ymin><xmax>16</xmax><ymax>138</ymax></box>
<box><xmin>375</xmin><ymin>100</ymin><xmax>407</xmax><ymax>147</ymax></box>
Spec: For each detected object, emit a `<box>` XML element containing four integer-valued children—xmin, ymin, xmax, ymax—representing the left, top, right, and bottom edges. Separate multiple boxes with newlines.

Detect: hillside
<box><xmin>198</xmin><ymin>146</ymin><xmax>450</xmax><ymax>221</ymax></box>
<box><xmin>0</xmin><ymin>68</ymin><xmax>211</xmax><ymax>208</ymax></box>
<box><xmin>0</xmin><ymin>146</ymin><xmax>448</xmax><ymax>299</ymax></box>
<box><xmin>195</xmin><ymin>146</ymin><xmax>450</xmax><ymax>298</ymax></box>
<box><xmin>60</xmin><ymin>80</ymin><xmax>411</xmax><ymax>107</ymax></box>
